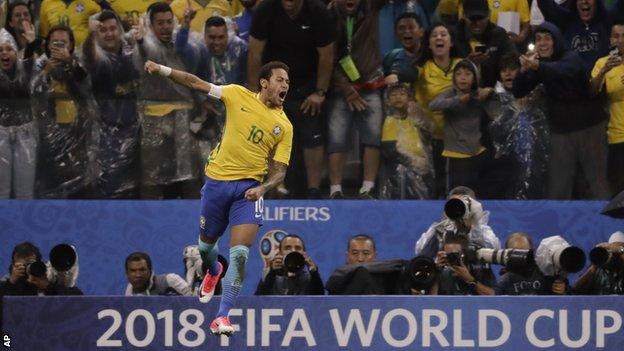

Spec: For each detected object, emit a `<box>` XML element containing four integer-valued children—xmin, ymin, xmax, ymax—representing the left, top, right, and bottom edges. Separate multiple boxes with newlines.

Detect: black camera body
<box><xmin>446</xmin><ymin>251</ymin><xmax>464</xmax><ymax>266</ymax></box>
<box><xmin>26</xmin><ymin>260</ymin><xmax>47</xmax><ymax>278</ymax></box>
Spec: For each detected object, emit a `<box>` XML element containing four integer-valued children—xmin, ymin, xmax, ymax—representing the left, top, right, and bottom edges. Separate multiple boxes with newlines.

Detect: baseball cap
<box><xmin>463</xmin><ymin>0</ymin><xmax>489</xmax><ymax>19</ymax></box>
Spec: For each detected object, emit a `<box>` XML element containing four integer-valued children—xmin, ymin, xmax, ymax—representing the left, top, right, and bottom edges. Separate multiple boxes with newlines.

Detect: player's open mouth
<box><xmin>279</xmin><ymin>91</ymin><xmax>287</xmax><ymax>99</ymax></box>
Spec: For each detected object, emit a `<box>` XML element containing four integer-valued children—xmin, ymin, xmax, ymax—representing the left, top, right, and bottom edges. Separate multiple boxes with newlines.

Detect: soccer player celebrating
<box><xmin>144</xmin><ymin>59</ymin><xmax>293</xmax><ymax>336</ymax></box>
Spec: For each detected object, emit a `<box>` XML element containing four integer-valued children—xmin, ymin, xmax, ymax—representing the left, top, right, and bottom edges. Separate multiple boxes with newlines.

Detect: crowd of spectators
<box><xmin>1</xmin><ymin>0</ymin><xmax>623</xmax><ymax>200</ymax></box>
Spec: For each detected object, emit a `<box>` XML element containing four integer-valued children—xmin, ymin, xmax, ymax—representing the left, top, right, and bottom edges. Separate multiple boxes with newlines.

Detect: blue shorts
<box><xmin>199</xmin><ymin>177</ymin><xmax>264</xmax><ymax>238</ymax></box>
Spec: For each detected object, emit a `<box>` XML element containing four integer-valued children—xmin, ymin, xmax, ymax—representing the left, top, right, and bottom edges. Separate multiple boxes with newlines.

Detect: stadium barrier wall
<box><xmin>3</xmin><ymin>295</ymin><xmax>624</xmax><ymax>350</ymax></box>
<box><xmin>0</xmin><ymin>200</ymin><xmax>621</xmax><ymax>295</ymax></box>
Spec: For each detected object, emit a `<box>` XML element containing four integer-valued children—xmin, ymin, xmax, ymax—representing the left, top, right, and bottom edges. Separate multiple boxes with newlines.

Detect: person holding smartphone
<box><xmin>453</xmin><ymin>0</ymin><xmax>517</xmax><ymax>88</ymax></box>
<box><xmin>31</xmin><ymin>25</ymin><xmax>92</xmax><ymax>198</ymax></box>
<box><xmin>591</xmin><ymin>21</ymin><xmax>624</xmax><ymax>196</ymax></box>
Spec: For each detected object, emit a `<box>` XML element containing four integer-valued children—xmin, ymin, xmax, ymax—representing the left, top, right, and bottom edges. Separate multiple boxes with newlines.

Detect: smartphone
<box><xmin>52</xmin><ymin>40</ymin><xmax>65</xmax><ymax>49</ymax></box>
<box><xmin>527</xmin><ymin>43</ymin><xmax>535</xmax><ymax>53</ymax></box>
<box><xmin>475</xmin><ymin>44</ymin><xmax>487</xmax><ymax>53</ymax></box>
<box><xmin>610</xmin><ymin>45</ymin><xmax>620</xmax><ymax>56</ymax></box>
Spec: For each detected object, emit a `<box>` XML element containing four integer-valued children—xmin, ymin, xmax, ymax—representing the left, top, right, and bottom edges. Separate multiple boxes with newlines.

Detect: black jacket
<box><xmin>453</xmin><ymin>20</ymin><xmax>517</xmax><ymax>88</ymax></box>
<box><xmin>512</xmin><ymin>22</ymin><xmax>607</xmax><ymax>133</ymax></box>
<box><xmin>255</xmin><ymin>269</ymin><xmax>325</xmax><ymax>295</ymax></box>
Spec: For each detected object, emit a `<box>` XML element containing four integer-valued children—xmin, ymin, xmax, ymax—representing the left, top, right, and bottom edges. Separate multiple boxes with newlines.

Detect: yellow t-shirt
<box><xmin>170</xmin><ymin>0</ymin><xmax>235</xmax><ymax>34</ymax></box>
<box><xmin>382</xmin><ymin>116</ymin><xmax>426</xmax><ymax>158</ymax></box>
<box><xmin>205</xmin><ymin>85</ymin><xmax>294</xmax><ymax>181</ymax></box>
<box><xmin>39</xmin><ymin>0</ymin><xmax>101</xmax><ymax>45</ymax></box>
<box><xmin>414</xmin><ymin>58</ymin><xmax>461</xmax><ymax>139</ymax></box>
<box><xmin>488</xmin><ymin>0</ymin><xmax>530</xmax><ymax>24</ymax></box>
<box><xmin>108</xmin><ymin>0</ymin><xmax>156</xmax><ymax>26</ymax></box>
<box><xmin>592</xmin><ymin>57</ymin><xmax>624</xmax><ymax>144</ymax></box>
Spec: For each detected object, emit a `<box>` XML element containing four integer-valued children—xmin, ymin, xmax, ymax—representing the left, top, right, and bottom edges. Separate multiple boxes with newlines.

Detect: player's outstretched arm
<box><xmin>244</xmin><ymin>160</ymin><xmax>287</xmax><ymax>201</ymax></box>
<box><xmin>144</xmin><ymin>60</ymin><xmax>212</xmax><ymax>94</ymax></box>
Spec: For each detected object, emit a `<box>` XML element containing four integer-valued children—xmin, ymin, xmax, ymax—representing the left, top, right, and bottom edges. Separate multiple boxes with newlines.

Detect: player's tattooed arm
<box><xmin>144</xmin><ymin>60</ymin><xmax>212</xmax><ymax>94</ymax></box>
<box><xmin>244</xmin><ymin>161</ymin><xmax>287</xmax><ymax>201</ymax></box>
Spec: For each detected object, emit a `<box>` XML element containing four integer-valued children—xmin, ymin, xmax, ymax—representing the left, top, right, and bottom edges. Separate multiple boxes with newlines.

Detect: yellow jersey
<box><xmin>592</xmin><ymin>57</ymin><xmax>624</xmax><ymax>144</ymax></box>
<box><xmin>488</xmin><ymin>0</ymin><xmax>530</xmax><ymax>24</ymax></box>
<box><xmin>414</xmin><ymin>58</ymin><xmax>461</xmax><ymax>139</ymax></box>
<box><xmin>108</xmin><ymin>0</ymin><xmax>156</xmax><ymax>26</ymax></box>
<box><xmin>205</xmin><ymin>85</ymin><xmax>293</xmax><ymax>181</ymax></box>
<box><xmin>39</xmin><ymin>0</ymin><xmax>102</xmax><ymax>45</ymax></box>
<box><xmin>170</xmin><ymin>0</ymin><xmax>236</xmax><ymax>34</ymax></box>
<box><xmin>382</xmin><ymin>115</ymin><xmax>426</xmax><ymax>159</ymax></box>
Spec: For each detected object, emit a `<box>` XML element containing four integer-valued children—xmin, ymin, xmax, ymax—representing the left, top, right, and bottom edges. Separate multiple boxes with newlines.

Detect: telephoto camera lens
<box><xmin>49</xmin><ymin>244</ymin><xmax>77</xmax><ymax>272</ymax></box>
<box><xmin>589</xmin><ymin>247</ymin><xmax>612</xmax><ymax>267</ymax></box>
<box><xmin>408</xmin><ymin>256</ymin><xmax>438</xmax><ymax>291</ymax></box>
<box><xmin>283</xmin><ymin>251</ymin><xmax>306</xmax><ymax>273</ymax></box>
<box><xmin>27</xmin><ymin>261</ymin><xmax>47</xmax><ymax>278</ymax></box>
<box><xmin>444</xmin><ymin>198</ymin><xmax>467</xmax><ymax>220</ymax></box>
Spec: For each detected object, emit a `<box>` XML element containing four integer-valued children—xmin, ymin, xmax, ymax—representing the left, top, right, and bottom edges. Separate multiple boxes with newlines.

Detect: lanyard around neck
<box><xmin>346</xmin><ymin>16</ymin><xmax>354</xmax><ymax>54</ymax></box>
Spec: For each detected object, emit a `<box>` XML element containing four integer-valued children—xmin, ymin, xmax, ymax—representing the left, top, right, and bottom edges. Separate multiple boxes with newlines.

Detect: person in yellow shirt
<box><xmin>591</xmin><ymin>22</ymin><xmax>624</xmax><ymax>195</ymax></box>
<box><xmin>39</xmin><ymin>0</ymin><xmax>105</xmax><ymax>45</ymax></box>
<box><xmin>170</xmin><ymin>0</ymin><xmax>238</xmax><ymax>33</ymax></box>
<box><xmin>144</xmin><ymin>59</ymin><xmax>292</xmax><ymax>337</ymax></box>
<box><xmin>107</xmin><ymin>0</ymin><xmax>158</xmax><ymax>30</ymax></box>
<box><xmin>380</xmin><ymin>83</ymin><xmax>434</xmax><ymax>199</ymax></box>
<box><xmin>414</xmin><ymin>23</ymin><xmax>461</xmax><ymax>198</ymax></box>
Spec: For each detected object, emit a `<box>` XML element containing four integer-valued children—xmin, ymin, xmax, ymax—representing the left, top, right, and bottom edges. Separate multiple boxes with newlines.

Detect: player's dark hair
<box><xmin>258</xmin><ymin>61</ymin><xmax>289</xmax><ymax>90</ymax></box>
<box><xmin>125</xmin><ymin>252</ymin><xmax>152</xmax><ymax>272</ymax></box>
<box><xmin>279</xmin><ymin>234</ymin><xmax>306</xmax><ymax>251</ymax></box>
<box><xmin>148</xmin><ymin>2</ymin><xmax>173</xmax><ymax>23</ymax></box>
<box><xmin>395</xmin><ymin>12</ymin><xmax>423</xmax><ymax>29</ymax></box>
<box><xmin>348</xmin><ymin>234</ymin><xmax>376</xmax><ymax>251</ymax></box>
<box><xmin>204</xmin><ymin>15</ymin><xmax>227</xmax><ymax>31</ymax></box>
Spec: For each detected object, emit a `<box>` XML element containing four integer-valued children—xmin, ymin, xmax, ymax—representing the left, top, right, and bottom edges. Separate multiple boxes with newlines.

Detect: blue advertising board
<box><xmin>3</xmin><ymin>296</ymin><xmax>624</xmax><ymax>350</ymax></box>
<box><xmin>0</xmin><ymin>200</ymin><xmax>621</xmax><ymax>295</ymax></box>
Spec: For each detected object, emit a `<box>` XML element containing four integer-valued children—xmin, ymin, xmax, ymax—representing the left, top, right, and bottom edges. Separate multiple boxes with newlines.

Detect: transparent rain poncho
<box><xmin>83</xmin><ymin>17</ymin><xmax>140</xmax><ymax>198</ymax></box>
<box><xmin>379</xmin><ymin>100</ymin><xmax>435</xmax><ymax>199</ymax></box>
<box><xmin>486</xmin><ymin>85</ymin><xmax>550</xmax><ymax>199</ymax></box>
<box><xmin>132</xmin><ymin>14</ymin><xmax>202</xmax><ymax>187</ymax></box>
<box><xmin>30</xmin><ymin>55</ymin><xmax>97</xmax><ymax>198</ymax></box>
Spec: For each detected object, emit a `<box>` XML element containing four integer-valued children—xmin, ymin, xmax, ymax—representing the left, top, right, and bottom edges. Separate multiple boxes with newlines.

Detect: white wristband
<box><xmin>158</xmin><ymin>65</ymin><xmax>172</xmax><ymax>77</ymax></box>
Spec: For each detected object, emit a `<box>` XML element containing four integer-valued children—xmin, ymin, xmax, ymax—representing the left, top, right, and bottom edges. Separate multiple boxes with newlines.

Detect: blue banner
<box><xmin>0</xmin><ymin>200</ymin><xmax>621</xmax><ymax>295</ymax></box>
<box><xmin>3</xmin><ymin>296</ymin><xmax>624</xmax><ymax>350</ymax></box>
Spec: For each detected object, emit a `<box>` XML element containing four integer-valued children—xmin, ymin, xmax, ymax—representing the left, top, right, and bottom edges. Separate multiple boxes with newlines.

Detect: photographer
<box><xmin>573</xmin><ymin>232</ymin><xmax>624</xmax><ymax>295</ymax></box>
<box><xmin>0</xmin><ymin>242</ymin><xmax>83</xmax><ymax>296</ymax></box>
<box><xmin>415</xmin><ymin>186</ymin><xmax>501</xmax><ymax>258</ymax></box>
<box><xmin>436</xmin><ymin>235</ymin><xmax>496</xmax><ymax>295</ymax></box>
<box><xmin>124</xmin><ymin>252</ymin><xmax>192</xmax><ymax>296</ymax></box>
<box><xmin>495</xmin><ymin>233</ymin><xmax>566</xmax><ymax>295</ymax></box>
<box><xmin>255</xmin><ymin>234</ymin><xmax>324</xmax><ymax>295</ymax></box>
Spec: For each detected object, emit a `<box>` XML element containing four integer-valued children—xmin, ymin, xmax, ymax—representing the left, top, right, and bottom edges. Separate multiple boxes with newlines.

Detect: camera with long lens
<box><xmin>276</xmin><ymin>251</ymin><xmax>306</xmax><ymax>275</ymax></box>
<box><xmin>407</xmin><ymin>256</ymin><xmax>438</xmax><ymax>292</ymax></box>
<box><xmin>48</xmin><ymin>243</ymin><xmax>79</xmax><ymax>287</ymax></box>
<box><xmin>589</xmin><ymin>246</ymin><xmax>623</xmax><ymax>268</ymax></box>
<box><xmin>535</xmin><ymin>236</ymin><xmax>586</xmax><ymax>277</ymax></box>
<box><xmin>26</xmin><ymin>260</ymin><xmax>47</xmax><ymax>278</ymax></box>
<box><xmin>444</xmin><ymin>197</ymin><xmax>471</xmax><ymax>221</ymax></box>
<box><xmin>465</xmin><ymin>247</ymin><xmax>534</xmax><ymax>273</ymax></box>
